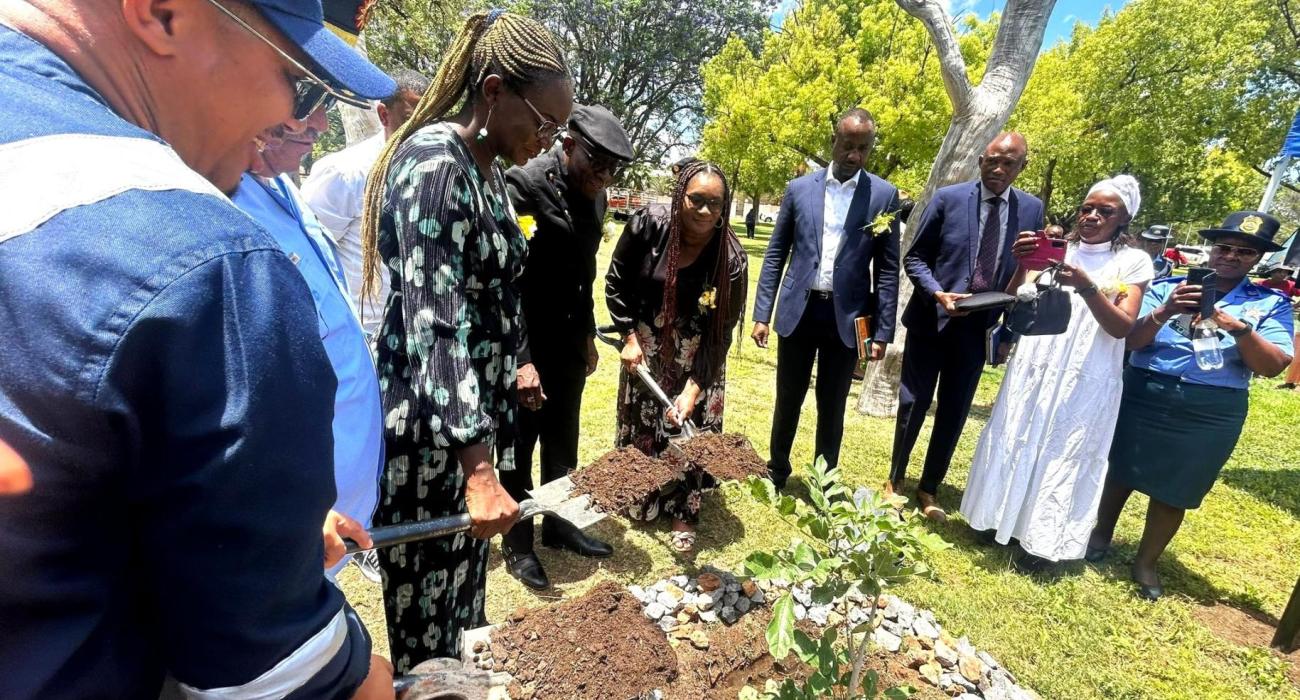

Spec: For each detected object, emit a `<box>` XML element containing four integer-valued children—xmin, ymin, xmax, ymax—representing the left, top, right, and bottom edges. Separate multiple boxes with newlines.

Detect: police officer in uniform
<box><xmin>501</xmin><ymin>104</ymin><xmax>634</xmax><ymax>589</ymax></box>
<box><xmin>1138</xmin><ymin>224</ymin><xmax>1175</xmax><ymax>279</ymax></box>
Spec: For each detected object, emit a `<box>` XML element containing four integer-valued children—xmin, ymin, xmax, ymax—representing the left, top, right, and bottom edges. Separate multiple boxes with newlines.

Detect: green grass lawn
<box><xmin>341</xmin><ymin>221</ymin><xmax>1300</xmax><ymax>698</ymax></box>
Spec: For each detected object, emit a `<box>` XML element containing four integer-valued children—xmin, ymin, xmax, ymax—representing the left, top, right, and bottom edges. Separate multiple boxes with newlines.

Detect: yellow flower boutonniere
<box><xmin>868</xmin><ymin>210</ymin><xmax>897</xmax><ymax>236</ymax></box>
<box><xmin>698</xmin><ymin>285</ymin><xmax>717</xmax><ymax>313</ymax></box>
<box><xmin>517</xmin><ymin>214</ymin><xmax>537</xmax><ymax>241</ymax></box>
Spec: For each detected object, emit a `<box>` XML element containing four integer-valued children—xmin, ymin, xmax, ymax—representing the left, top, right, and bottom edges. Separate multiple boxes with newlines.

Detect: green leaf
<box><xmin>884</xmin><ymin>685</ymin><xmax>916</xmax><ymax>699</ymax></box>
<box><xmin>792</xmin><ymin>629</ymin><xmax>819</xmax><ymax>663</ymax></box>
<box><xmin>749</xmin><ymin>476</ymin><xmax>776</xmax><ymax>505</ymax></box>
<box><xmin>766</xmin><ymin>594</ymin><xmax>798</xmax><ymax>662</ymax></box>
<box><xmin>745</xmin><ymin>551</ymin><xmax>779</xmax><ymax>579</ymax></box>
<box><xmin>792</xmin><ymin>541</ymin><xmax>818</xmax><ymax>571</ymax></box>
<box><xmin>777</xmin><ymin>494</ymin><xmax>799</xmax><ymax>516</ymax></box>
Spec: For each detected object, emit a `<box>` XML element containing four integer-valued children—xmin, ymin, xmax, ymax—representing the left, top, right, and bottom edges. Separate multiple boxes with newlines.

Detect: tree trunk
<box><xmin>857</xmin><ymin>0</ymin><xmax>1056</xmax><ymax>418</ymax></box>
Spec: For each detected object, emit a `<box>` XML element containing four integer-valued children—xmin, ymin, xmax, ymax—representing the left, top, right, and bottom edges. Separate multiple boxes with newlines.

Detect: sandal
<box><xmin>670</xmin><ymin>530</ymin><xmax>697</xmax><ymax>553</ymax></box>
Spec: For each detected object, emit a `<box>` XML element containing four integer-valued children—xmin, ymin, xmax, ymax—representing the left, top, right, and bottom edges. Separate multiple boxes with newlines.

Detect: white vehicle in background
<box><xmin>1175</xmin><ymin>244</ymin><xmax>1210</xmax><ymax>266</ymax></box>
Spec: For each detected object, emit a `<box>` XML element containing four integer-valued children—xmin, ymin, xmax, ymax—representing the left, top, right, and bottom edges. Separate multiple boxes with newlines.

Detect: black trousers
<box><xmin>500</xmin><ymin>352</ymin><xmax>586</xmax><ymax>555</ymax></box>
<box><xmin>746</xmin><ymin>223</ymin><xmax>756</xmax><ymax>238</ymax></box>
<box><xmin>889</xmin><ymin>314</ymin><xmax>988</xmax><ymax>494</ymax></box>
<box><xmin>768</xmin><ymin>296</ymin><xmax>858</xmax><ymax>483</ymax></box>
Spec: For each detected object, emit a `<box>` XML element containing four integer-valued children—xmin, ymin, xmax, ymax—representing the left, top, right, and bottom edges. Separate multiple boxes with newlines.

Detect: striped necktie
<box><xmin>971</xmin><ymin>197</ymin><xmax>1002</xmax><ymax>292</ymax></box>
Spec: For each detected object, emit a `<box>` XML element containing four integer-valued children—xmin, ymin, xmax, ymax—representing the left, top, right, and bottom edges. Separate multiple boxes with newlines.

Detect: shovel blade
<box><xmin>526</xmin><ymin>476</ymin><xmax>604</xmax><ymax>530</ymax></box>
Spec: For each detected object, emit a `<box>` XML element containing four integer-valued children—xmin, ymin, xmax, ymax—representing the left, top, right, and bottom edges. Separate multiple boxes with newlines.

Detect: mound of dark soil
<box><xmin>489</xmin><ymin>581</ymin><xmax>677</xmax><ymax>699</ymax></box>
<box><xmin>570</xmin><ymin>447</ymin><xmax>683</xmax><ymax>513</ymax></box>
<box><xmin>678</xmin><ymin>433</ymin><xmax>767</xmax><ymax>482</ymax></box>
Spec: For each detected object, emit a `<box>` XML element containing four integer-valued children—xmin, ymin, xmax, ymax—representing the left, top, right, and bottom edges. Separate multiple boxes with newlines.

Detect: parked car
<box><xmin>1174</xmin><ymin>244</ymin><xmax>1209</xmax><ymax>266</ymax></box>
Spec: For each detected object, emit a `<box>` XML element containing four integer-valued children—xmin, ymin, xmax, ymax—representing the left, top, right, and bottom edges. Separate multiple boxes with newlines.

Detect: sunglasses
<box><xmin>1078</xmin><ymin>204</ymin><xmax>1119</xmax><ymax>218</ymax></box>
<box><xmin>517</xmin><ymin>93</ymin><xmax>565</xmax><ymax>147</ymax></box>
<box><xmin>1211</xmin><ymin>243</ymin><xmax>1261</xmax><ymax>258</ymax></box>
<box><xmin>205</xmin><ymin>0</ymin><xmax>370</xmax><ymax>121</ymax></box>
<box><xmin>686</xmin><ymin>193</ymin><xmax>725</xmax><ymax>211</ymax></box>
<box><xmin>573</xmin><ymin>134</ymin><xmax>626</xmax><ymax>178</ymax></box>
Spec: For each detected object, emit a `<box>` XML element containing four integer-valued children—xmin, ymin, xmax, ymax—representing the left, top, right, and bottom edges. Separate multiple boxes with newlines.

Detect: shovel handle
<box><xmin>345</xmin><ymin>499</ymin><xmax>554</xmax><ymax>554</ymax></box>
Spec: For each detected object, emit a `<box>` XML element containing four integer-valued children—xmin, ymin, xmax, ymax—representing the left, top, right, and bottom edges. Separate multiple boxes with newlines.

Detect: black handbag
<box><xmin>1005</xmin><ymin>268</ymin><xmax>1072</xmax><ymax>336</ymax></box>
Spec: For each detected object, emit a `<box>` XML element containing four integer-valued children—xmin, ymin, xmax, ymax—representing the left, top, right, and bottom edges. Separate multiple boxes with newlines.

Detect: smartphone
<box><xmin>1022</xmin><ymin>231</ymin><xmax>1067</xmax><ymax>271</ymax></box>
<box><xmin>1185</xmin><ymin>267</ymin><xmax>1220</xmax><ymax>315</ymax></box>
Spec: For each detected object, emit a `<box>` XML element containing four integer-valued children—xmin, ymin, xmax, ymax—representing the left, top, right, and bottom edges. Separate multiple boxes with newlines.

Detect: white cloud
<box><xmin>1061</xmin><ymin>14</ymin><xmax>1077</xmax><ymax>25</ymax></box>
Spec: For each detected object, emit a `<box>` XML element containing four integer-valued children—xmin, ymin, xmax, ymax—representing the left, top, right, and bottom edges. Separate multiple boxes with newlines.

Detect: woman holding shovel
<box><xmin>358</xmin><ymin>10</ymin><xmax>573</xmax><ymax>672</ymax></box>
<box><xmin>605</xmin><ymin>160</ymin><xmax>748</xmax><ymax>552</ymax></box>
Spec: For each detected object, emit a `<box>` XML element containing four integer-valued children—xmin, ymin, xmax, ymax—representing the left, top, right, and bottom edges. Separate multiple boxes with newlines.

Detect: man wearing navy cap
<box><xmin>0</xmin><ymin>1</ymin><xmax>395</xmax><ymax>698</ymax></box>
<box><xmin>1138</xmin><ymin>225</ymin><xmax>1175</xmax><ymax>279</ymax></box>
<box><xmin>500</xmin><ymin>104</ymin><xmax>633</xmax><ymax>589</ymax></box>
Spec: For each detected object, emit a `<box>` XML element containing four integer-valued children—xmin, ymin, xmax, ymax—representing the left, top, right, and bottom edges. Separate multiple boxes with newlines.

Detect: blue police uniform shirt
<box><xmin>0</xmin><ymin>25</ymin><xmax>371</xmax><ymax>699</ymax></box>
<box><xmin>233</xmin><ymin>173</ymin><xmax>384</xmax><ymax>560</ymax></box>
<box><xmin>1131</xmin><ymin>276</ymin><xmax>1296</xmax><ymax>389</ymax></box>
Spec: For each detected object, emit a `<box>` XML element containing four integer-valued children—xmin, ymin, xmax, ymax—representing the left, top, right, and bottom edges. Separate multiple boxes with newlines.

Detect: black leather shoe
<box><xmin>767</xmin><ymin>466</ymin><xmax>788</xmax><ymax>492</ymax></box>
<box><xmin>1012</xmin><ymin>550</ymin><xmax>1055</xmax><ymax>574</ymax></box>
<box><xmin>1084</xmin><ymin>544</ymin><xmax>1110</xmax><ymax>563</ymax></box>
<box><xmin>1131</xmin><ymin>566</ymin><xmax>1163</xmax><ymax>601</ymax></box>
<box><xmin>541</xmin><ymin>523</ymin><xmax>613</xmax><ymax>558</ymax></box>
<box><xmin>505</xmin><ymin>551</ymin><xmax>549</xmax><ymax>590</ymax></box>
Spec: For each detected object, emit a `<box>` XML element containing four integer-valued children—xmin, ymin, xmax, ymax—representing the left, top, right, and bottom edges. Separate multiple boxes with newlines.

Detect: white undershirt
<box><xmin>817</xmin><ymin>167</ymin><xmax>860</xmax><ymax>291</ymax></box>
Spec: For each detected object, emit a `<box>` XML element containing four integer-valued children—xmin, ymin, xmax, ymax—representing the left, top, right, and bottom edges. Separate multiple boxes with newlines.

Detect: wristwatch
<box><xmin>1227</xmin><ymin>320</ymin><xmax>1253</xmax><ymax>338</ymax></box>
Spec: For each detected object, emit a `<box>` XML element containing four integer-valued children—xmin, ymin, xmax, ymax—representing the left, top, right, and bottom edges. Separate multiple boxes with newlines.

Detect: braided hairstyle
<box><xmin>658</xmin><ymin>160</ymin><xmax>739</xmax><ymax>373</ymax></box>
<box><xmin>358</xmin><ymin>10</ymin><xmax>570</xmax><ymax>306</ymax></box>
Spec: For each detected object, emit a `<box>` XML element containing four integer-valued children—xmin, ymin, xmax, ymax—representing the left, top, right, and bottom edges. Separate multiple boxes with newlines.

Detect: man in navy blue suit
<box><xmin>890</xmin><ymin>133</ymin><xmax>1044</xmax><ymax>520</ymax></box>
<box><xmin>753</xmin><ymin>108</ymin><xmax>902</xmax><ymax>490</ymax></box>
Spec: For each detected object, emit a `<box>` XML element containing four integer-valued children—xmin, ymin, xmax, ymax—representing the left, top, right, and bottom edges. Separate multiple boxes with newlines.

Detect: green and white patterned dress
<box><xmin>372</xmin><ymin>122</ymin><xmax>523</xmax><ymax>672</ymax></box>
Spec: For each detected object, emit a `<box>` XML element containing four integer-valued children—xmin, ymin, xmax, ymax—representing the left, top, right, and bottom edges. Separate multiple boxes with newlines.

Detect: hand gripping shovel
<box><xmin>345</xmin><ymin>472</ymin><xmax>605</xmax><ymax>555</ymax></box>
<box><xmin>594</xmin><ymin>325</ymin><xmax>701</xmax><ymax>441</ymax></box>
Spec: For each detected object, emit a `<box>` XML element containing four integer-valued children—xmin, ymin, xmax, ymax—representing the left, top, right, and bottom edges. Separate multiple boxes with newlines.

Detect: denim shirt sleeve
<box><xmin>100</xmin><ymin>248</ymin><xmax>369</xmax><ymax>695</ymax></box>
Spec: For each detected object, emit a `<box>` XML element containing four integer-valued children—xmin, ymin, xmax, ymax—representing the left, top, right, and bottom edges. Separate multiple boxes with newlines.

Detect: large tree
<box><xmin>699</xmin><ymin>0</ymin><xmax>997</xmax><ymax>203</ymax></box>
<box><xmin>532</xmin><ymin>0</ymin><xmax>772</xmax><ymax>171</ymax></box>
<box><xmin>1010</xmin><ymin>0</ymin><xmax>1300</xmax><ymax>228</ymax></box>
<box><xmin>856</xmin><ymin>0</ymin><xmax>1057</xmax><ymax>416</ymax></box>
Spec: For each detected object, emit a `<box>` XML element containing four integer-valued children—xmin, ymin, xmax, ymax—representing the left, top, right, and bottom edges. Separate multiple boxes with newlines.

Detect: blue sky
<box><xmin>770</xmin><ymin>0</ymin><xmax>1133</xmax><ymax>49</ymax></box>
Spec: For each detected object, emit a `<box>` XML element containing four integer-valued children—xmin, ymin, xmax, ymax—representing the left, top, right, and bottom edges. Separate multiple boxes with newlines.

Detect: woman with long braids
<box><xmin>604</xmin><ymin>161</ymin><xmax>749</xmax><ymax>553</ymax></box>
<box><xmin>358</xmin><ymin>10</ymin><xmax>572</xmax><ymax>670</ymax></box>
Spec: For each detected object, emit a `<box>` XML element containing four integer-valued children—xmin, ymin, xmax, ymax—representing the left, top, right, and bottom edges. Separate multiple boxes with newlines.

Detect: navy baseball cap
<box><xmin>248</xmin><ymin>0</ymin><xmax>395</xmax><ymax>102</ymax></box>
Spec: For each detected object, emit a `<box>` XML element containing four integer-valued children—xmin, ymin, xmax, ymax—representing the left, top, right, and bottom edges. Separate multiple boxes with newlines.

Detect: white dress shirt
<box><xmin>817</xmin><ymin>167</ymin><xmax>861</xmax><ymax>291</ymax></box>
<box><xmin>977</xmin><ymin>182</ymin><xmax>1011</xmax><ymax>265</ymax></box>
<box><xmin>302</xmin><ymin>133</ymin><xmax>388</xmax><ymax>334</ymax></box>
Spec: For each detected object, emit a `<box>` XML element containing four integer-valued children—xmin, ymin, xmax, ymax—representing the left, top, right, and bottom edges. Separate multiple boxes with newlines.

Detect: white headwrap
<box><xmin>1086</xmin><ymin>174</ymin><xmax>1141</xmax><ymax>220</ymax></box>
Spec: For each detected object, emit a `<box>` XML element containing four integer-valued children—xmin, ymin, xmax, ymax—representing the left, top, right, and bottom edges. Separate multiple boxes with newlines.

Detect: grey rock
<box><xmin>719</xmin><ymin>606</ymin><xmax>739</xmax><ymax>625</ymax></box>
<box><xmin>881</xmin><ymin>619</ymin><xmax>904</xmax><ymax>637</ymax></box>
<box><xmin>695</xmin><ymin>592</ymin><xmax>715</xmax><ymax>611</ymax></box>
<box><xmin>699</xmin><ymin>609</ymin><xmax>719</xmax><ymax>624</ymax></box>
<box><xmin>735</xmin><ymin>596</ymin><xmax>752</xmax><ymax>614</ymax></box>
<box><xmin>848</xmin><ymin>607</ymin><xmax>870</xmax><ymax>625</ymax></box>
<box><xmin>644</xmin><ymin>602</ymin><xmax>668</xmax><ymax>620</ymax></box>
<box><xmin>723</xmin><ymin>591</ymin><xmax>740</xmax><ymax>607</ymax></box>
<box><xmin>750</xmin><ymin>588</ymin><xmax>766</xmax><ymax>605</ymax></box>
<box><xmin>871</xmin><ymin>627</ymin><xmax>902</xmax><ymax>653</ymax></box>
<box><xmin>977</xmin><ymin>650</ymin><xmax>1001</xmax><ymax>670</ymax></box>
<box><xmin>807</xmin><ymin>604</ymin><xmax>830</xmax><ymax>626</ymax></box>
<box><xmin>792</xmin><ymin>586</ymin><xmax>813</xmax><ymax>606</ymax></box>
<box><xmin>794</xmin><ymin>604</ymin><xmax>807</xmax><ymax>621</ymax></box>
<box><xmin>956</xmin><ymin>695</ymin><xmax>983</xmax><ymax>700</ymax></box>
<box><xmin>912</xmin><ymin>617</ymin><xmax>940</xmax><ymax>640</ymax></box>
<box><xmin>657</xmin><ymin>616</ymin><xmax>679</xmax><ymax>633</ymax></box>
<box><xmin>920</xmin><ymin>609</ymin><xmax>937</xmax><ymax>625</ymax></box>
<box><xmin>628</xmin><ymin>585</ymin><xmax>649</xmax><ymax>604</ymax></box>
<box><xmin>950</xmin><ymin>673</ymin><xmax>979</xmax><ymax>692</ymax></box>
<box><xmin>670</xmin><ymin>575</ymin><xmax>689</xmax><ymax>588</ymax></box>
<box><xmin>956</xmin><ymin>636</ymin><xmax>977</xmax><ymax>658</ymax></box>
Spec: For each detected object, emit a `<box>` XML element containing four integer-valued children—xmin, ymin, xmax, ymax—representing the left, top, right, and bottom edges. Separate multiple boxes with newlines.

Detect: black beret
<box><xmin>568</xmin><ymin>104</ymin><xmax>634</xmax><ymax>162</ymax></box>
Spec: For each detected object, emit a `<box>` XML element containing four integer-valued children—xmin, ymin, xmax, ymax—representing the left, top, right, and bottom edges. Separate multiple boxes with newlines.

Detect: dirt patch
<box><xmin>570</xmin><ymin>447</ymin><xmax>683</xmax><ymax>514</ymax></box>
<box><xmin>663</xmin><ymin>610</ymin><xmax>945</xmax><ymax>700</ymax></box>
<box><xmin>489</xmin><ymin>580</ymin><xmax>678</xmax><ymax>699</ymax></box>
<box><xmin>1191</xmin><ymin>601</ymin><xmax>1300</xmax><ymax>688</ymax></box>
<box><xmin>678</xmin><ymin>433</ymin><xmax>767</xmax><ymax>482</ymax></box>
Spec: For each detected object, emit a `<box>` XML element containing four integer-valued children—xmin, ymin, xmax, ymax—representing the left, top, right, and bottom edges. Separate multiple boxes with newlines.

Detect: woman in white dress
<box><xmin>961</xmin><ymin>175</ymin><xmax>1153</xmax><ymax>569</ymax></box>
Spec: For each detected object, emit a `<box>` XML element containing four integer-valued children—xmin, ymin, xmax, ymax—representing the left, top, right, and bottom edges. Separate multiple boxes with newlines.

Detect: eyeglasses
<box><xmin>518</xmin><ymin>94</ymin><xmax>564</xmax><ymax>147</ymax></box>
<box><xmin>573</xmin><ymin>133</ymin><xmax>626</xmax><ymax>178</ymax></box>
<box><xmin>1078</xmin><ymin>204</ymin><xmax>1119</xmax><ymax>219</ymax></box>
<box><xmin>686</xmin><ymin>193</ymin><xmax>724</xmax><ymax>211</ymax></box>
<box><xmin>1211</xmin><ymin>243</ymin><xmax>1261</xmax><ymax>258</ymax></box>
<box><xmin>205</xmin><ymin>0</ymin><xmax>370</xmax><ymax>120</ymax></box>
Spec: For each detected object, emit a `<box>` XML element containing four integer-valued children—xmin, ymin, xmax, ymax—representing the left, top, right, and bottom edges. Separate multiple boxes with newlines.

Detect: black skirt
<box><xmin>1108</xmin><ymin>366</ymin><xmax>1248</xmax><ymax>509</ymax></box>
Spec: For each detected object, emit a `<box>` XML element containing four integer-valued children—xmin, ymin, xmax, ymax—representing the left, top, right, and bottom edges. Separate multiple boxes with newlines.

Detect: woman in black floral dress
<box><xmin>605</xmin><ymin>161</ymin><xmax>748</xmax><ymax>552</ymax></box>
<box><xmin>357</xmin><ymin>11</ymin><xmax>572</xmax><ymax>671</ymax></box>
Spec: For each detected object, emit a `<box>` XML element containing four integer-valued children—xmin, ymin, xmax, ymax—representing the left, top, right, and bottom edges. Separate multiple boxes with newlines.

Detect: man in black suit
<box><xmin>501</xmin><ymin>105</ymin><xmax>633</xmax><ymax>589</ymax></box>
<box><xmin>753</xmin><ymin>108</ymin><xmax>902</xmax><ymax>490</ymax></box>
<box><xmin>890</xmin><ymin>133</ymin><xmax>1044</xmax><ymax>520</ymax></box>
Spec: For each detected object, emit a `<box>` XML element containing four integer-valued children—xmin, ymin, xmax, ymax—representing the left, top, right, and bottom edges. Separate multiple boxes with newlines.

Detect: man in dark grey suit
<box><xmin>890</xmin><ymin>133</ymin><xmax>1044</xmax><ymax>520</ymax></box>
<box><xmin>753</xmin><ymin>108</ymin><xmax>902</xmax><ymax>490</ymax></box>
